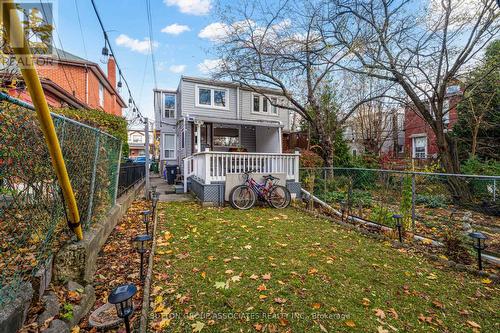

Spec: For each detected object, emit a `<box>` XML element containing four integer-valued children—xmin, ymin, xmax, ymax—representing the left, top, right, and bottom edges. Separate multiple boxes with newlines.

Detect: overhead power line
<box><xmin>145</xmin><ymin>0</ymin><xmax>158</xmax><ymax>90</ymax></box>
<box><xmin>90</xmin><ymin>0</ymin><xmax>143</xmax><ymax>120</ymax></box>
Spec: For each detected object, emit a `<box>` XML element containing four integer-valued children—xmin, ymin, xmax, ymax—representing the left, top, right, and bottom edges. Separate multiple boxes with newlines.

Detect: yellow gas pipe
<box><xmin>2</xmin><ymin>0</ymin><xmax>83</xmax><ymax>240</ymax></box>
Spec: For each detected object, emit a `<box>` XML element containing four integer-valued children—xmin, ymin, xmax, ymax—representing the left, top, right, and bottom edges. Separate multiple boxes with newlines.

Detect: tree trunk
<box><xmin>471</xmin><ymin>124</ymin><xmax>479</xmax><ymax>157</ymax></box>
<box><xmin>435</xmin><ymin>131</ymin><xmax>472</xmax><ymax>203</ymax></box>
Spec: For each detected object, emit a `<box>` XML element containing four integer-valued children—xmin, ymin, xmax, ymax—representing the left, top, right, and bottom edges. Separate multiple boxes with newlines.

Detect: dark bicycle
<box><xmin>229</xmin><ymin>170</ymin><xmax>291</xmax><ymax>210</ymax></box>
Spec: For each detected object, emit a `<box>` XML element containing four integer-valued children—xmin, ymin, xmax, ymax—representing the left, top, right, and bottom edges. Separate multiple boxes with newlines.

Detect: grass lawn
<box><xmin>149</xmin><ymin>202</ymin><xmax>499</xmax><ymax>333</ymax></box>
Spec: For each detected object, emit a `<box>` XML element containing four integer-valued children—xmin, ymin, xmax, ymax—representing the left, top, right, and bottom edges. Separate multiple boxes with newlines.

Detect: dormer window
<box><xmin>446</xmin><ymin>85</ymin><xmax>460</xmax><ymax>95</ymax></box>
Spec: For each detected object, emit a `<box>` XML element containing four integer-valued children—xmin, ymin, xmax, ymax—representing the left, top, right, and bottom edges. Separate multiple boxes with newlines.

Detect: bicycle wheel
<box><xmin>229</xmin><ymin>185</ymin><xmax>256</xmax><ymax>210</ymax></box>
<box><xmin>268</xmin><ymin>185</ymin><xmax>291</xmax><ymax>209</ymax></box>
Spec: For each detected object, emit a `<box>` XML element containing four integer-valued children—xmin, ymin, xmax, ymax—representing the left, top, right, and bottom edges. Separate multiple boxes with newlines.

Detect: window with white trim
<box><xmin>252</xmin><ymin>95</ymin><xmax>279</xmax><ymax>115</ymax></box>
<box><xmin>443</xmin><ymin>99</ymin><xmax>450</xmax><ymax>125</ymax></box>
<box><xmin>270</xmin><ymin>97</ymin><xmax>278</xmax><ymax>114</ymax></box>
<box><xmin>213</xmin><ymin>127</ymin><xmax>239</xmax><ymax>147</ymax></box>
<box><xmin>163</xmin><ymin>133</ymin><xmax>176</xmax><ymax>159</ymax></box>
<box><xmin>163</xmin><ymin>93</ymin><xmax>176</xmax><ymax>118</ymax></box>
<box><xmin>412</xmin><ymin>136</ymin><xmax>427</xmax><ymax>159</ymax></box>
<box><xmin>132</xmin><ymin>134</ymin><xmax>142</xmax><ymax>143</ymax></box>
<box><xmin>195</xmin><ymin>85</ymin><xmax>229</xmax><ymax>109</ymax></box>
<box><xmin>98</xmin><ymin>82</ymin><xmax>104</xmax><ymax>107</ymax></box>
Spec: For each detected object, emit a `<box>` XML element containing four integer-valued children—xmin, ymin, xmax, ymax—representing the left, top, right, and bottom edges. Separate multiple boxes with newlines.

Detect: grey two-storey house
<box><xmin>154</xmin><ymin>76</ymin><xmax>301</xmax><ymax>204</ymax></box>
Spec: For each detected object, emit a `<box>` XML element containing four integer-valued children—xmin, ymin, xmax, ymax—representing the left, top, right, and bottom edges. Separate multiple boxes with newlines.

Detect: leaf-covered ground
<box><xmin>149</xmin><ymin>202</ymin><xmax>499</xmax><ymax>333</ymax></box>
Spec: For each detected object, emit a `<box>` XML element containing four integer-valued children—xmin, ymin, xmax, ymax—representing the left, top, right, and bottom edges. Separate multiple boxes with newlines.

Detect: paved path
<box><xmin>149</xmin><ymin>174</ymin><xmax>192</xmax><ymax>202</ymax></box>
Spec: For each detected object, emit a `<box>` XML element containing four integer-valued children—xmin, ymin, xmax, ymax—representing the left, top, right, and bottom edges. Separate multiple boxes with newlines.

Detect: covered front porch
<box><xmin>183</xmin><ymin>151</ymin><xmax>301</xmax><ymax>204</ymax></box>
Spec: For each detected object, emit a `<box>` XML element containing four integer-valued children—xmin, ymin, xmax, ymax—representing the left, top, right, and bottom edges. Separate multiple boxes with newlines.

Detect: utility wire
<box><xmin>74</xmin><ymin>0</ymin><xmax>88</xmax><ymax>59</ymax></box>
<box><xmin>145</xmin><ymin>0</ymin><xmax>158</xmax><ymax>89</ymax></box>
<box><xmin>90</xmin><ymin>0</ymin><xmax>143</xmax><ymax>119</ymax></box>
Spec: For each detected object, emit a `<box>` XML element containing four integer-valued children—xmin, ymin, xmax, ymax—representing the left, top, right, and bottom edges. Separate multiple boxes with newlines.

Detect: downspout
<box><xmin>236</xmin><ymin>86</ymin><xmax>240</xmax><ymax>119</ymax></box>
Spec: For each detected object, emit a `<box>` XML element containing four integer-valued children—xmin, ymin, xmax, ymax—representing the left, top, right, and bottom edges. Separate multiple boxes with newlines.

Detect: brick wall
<box><xmin>36</xmin><ymin>62</ymin><xmax>123</xmax><ymax>116</ymax></box>
<box><xmin>404</xmin><ymin>95</ymin><xmax>461</xmax><ymax>158</ymax></box>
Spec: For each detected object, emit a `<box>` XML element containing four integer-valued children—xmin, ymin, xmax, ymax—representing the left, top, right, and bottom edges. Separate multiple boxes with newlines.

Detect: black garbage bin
<box><xmin>166</xmin><ymin>165</ymin><xmax>177</xmax><ymax>185</ymax></box>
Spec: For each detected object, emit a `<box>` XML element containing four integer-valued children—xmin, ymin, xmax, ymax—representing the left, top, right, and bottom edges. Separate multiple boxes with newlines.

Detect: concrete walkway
<box><xmin>149</xmin><ymin>174</ymin><xmax>192</xmax><ymax>202</ymax></box>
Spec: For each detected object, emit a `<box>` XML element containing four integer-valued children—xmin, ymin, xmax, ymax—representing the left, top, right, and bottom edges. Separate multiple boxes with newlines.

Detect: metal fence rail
<box><xmin>117</xmin><ymin>164</ymin><xmax>146</xmax><ymax>197</ymax></box>
<box><xmin>0</xmin><ymin>101</ymin><xmax>121</xmax><ymax>306</ymax></box>
<box><xmin>301</xmin><ymin>167</ymin><xmax>499</xmax><ymax>256</ymax></box>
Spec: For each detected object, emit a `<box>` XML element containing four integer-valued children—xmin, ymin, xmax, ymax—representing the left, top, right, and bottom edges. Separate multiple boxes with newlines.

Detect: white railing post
<box><xmin>294</xmin><ymin>151</ymin><xmax>300</xmax><ymax>182</ymax></box>
<box><xmin>204</xmin><ymin>152</ymin><xmax>211</xmax><ymax>184</ymax></box>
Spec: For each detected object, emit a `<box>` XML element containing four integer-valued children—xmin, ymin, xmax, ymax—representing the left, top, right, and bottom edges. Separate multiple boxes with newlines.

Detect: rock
<box><xmin>455</xmin><ymin>263</ymin><xmax>466</xmax><ymax>271</ymax></box>
<box><xmin>0</xmin><ymin>282</ymin><xmax>33</xmax><ymax>333</ymax></box>
<box><xmin>37</xmin><ymin>292</ymin><xmax>60</xmax><ymax>326</ymax></box>
<box><xmin>67</xmin><ymin>281</ymin><xmax>84</xmax><ymax>292</ymax></box>
<box><xmin>43</xmin><ymin>319</ymin><xmax>69</xmax><ymax>333</ymax></box>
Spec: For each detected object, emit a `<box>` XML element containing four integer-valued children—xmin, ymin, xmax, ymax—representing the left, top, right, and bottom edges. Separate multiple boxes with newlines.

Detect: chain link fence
<box><xmin>0</xmin><ymin>99</ymin><xmax>121</xmax><ymax>306</ymax></box>
<box><xmin>301</xmin><ymin>167</ymin><xmax>500</xmax><ymax>256</ymax></box>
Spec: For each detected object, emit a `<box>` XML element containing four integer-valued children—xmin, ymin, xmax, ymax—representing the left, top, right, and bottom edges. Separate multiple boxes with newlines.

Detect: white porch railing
<box><xmin>183</xmin><ymin>151</ymin><xmax>300</xmax><ymax>192</ymax></box>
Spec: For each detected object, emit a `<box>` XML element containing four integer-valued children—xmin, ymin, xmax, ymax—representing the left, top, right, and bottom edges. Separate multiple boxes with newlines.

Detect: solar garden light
<box><xmin>469</xmin><ymin>231</ymin><xmax>488</xmax><ymax>271</ymax></box>
<box><xmin>392</xmin><ymin>214</ymin><xmax>403</xmax><ymax>243</ymax></box>
<box><xmin>340</xmin><ymin>201</ymin><xmax>346</xmax><ymax>222</ymax></box>
<box><xmin>151</xmin><ymin>192</ymin><xmax>160</xmax><ymax>216</ymax></box>
<box><xmin>133</xmin><ymin>234</ymin><xmax>152</xmax><ymax>281</ymax></box>
<box><xmin>108</xmin><ymin>283</ymin><xmax>137</xmax><ymax>333</ymax></box>
<box><xmin>149</xmin><ymin>185</ymin><xmax>157</xmax><ymax>200</ymax></box>
<box><xmin>141</xmin><ymin>210</ymin><xmax>151</xmax><ymax>234</ymax></box>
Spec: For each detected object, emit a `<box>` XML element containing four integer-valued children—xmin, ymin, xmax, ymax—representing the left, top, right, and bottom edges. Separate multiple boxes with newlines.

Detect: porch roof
<box><xmin>186</xmin><ymin>116</ymin><xmax>283</xmax><ymax>128</ymax></box>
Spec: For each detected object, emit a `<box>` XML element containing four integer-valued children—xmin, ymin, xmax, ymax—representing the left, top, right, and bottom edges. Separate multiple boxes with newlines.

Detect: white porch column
<box><xmin>194</xmin><ymin>120</ymin><xmax>203</xmax><ymax>153</ymax></box>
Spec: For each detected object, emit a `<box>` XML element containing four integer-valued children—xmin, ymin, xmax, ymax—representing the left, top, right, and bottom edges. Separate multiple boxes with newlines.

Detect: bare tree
<box><xmin>332</xmin><ymin>0</ymin><xmax>499</xmax><ymax>199</ymax></box>
<box><xmin>210</xmin><ymin>0</ymin><xmax>391</xmax><ymax>167</ymax></box>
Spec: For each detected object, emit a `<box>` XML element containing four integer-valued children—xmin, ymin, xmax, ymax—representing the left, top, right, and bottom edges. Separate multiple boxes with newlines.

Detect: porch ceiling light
<box><xmin>469</xmin><ymin>231</ymin><xmax>487</xmax><ymax>271</ymax></box>
<box><xmin>108</xmin><ymin>283</ymin><xmax>137</xmax><ymax>333</ymax></box>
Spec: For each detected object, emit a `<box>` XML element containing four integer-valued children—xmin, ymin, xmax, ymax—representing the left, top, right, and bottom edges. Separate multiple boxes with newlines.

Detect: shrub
<box><xmin>369</xmin><ymin>205</ymin><xmax>394</xmax><ymax>227</ymax></box>
<box><xmin>298</xmin><ymin>150</ymin><xmax>323</xmax><ymax>168</ymax></box>
<box><xmin>53</xmin><ymin>107</ymin><xmax>129</xmax><ymax>157</ymax></box>
<box><xmin>415</xmin><ymin>194</ymin><xmax>448</xmax><ymax>208</ymax></box>
<box><xmin>321</xmin><ymin>190</ymin><xmax>372</xmax><ymax>208</ymax></box>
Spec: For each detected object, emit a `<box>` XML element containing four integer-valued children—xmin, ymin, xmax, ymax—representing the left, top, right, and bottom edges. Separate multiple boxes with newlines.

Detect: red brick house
<box><xmin>404</xmin><ymin>85</ymin><xmax>462</xmax><ymax>159</ymax></box>
<box><xmin>6</xmin><ymin>49</ymin><xmax>126</xmax><ymax>115</ymax></box>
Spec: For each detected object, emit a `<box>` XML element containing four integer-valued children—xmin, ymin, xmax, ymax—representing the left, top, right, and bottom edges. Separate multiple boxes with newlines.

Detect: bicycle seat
<box><xmin>263</xmin><ymin>174</ymin><xmax>279</xmax><ymax>180</ymax></box>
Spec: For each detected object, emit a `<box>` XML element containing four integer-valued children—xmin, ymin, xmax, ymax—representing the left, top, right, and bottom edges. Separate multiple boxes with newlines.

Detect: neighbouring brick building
<box><xmin>404</xmin><ymin>85</ymin><xmax>462</xmax><ymax>159</ymax></box>
<box><xmin>6</xmin><ymin>49</ymin><xmax>126</xmax><ymax>115</ymax></box>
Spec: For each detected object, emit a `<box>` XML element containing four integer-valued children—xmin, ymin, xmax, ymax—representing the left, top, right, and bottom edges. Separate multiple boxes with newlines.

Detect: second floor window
<box><xmin>196</xmin><ymin>85</ymin><xmax>229</xmax><ymax>109</ymax></box>
<box><xmin>132</xmin><ymin>134</ymin><xmax>142</xmax><ymax>143</ymax></box>
<box><xmin>164</xmin><ymin>94</ymin><xmax>175</xmax><ymax>118</ymax></box>
<box><xmin>98</xmin><ymin>82</ymin><xmax>104</xmax><ymax>107</ymax></box>
<box><xmin>253</xmin><ymin>95</ymin><xmax>279</xmax><ymax>115</ymax></box>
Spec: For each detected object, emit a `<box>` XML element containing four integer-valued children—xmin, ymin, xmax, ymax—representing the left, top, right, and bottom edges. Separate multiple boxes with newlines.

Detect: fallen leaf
<box><xmin>374</xmin><ymin>308</ymin><xmax>386</xmax><ymax>319</ymax></box>
<box><xmin>312</xmin><ymin>303</ymin><xmax>321</xmax><ymax>309</ymax></box>
<box><xmin>214</xmin><ymin>281</ymin><xmax>229</xmax><ymax>289</ymax></box>
<box><xmin>432</xmin><ymin>300</ymin><xmax>445</xmax><ymax>309</ymax></box>
<box><xmin>466</xmin><ymin>320</ymin><xmax>481</xmax><ymax>329</ymax></box>
<box><xmin>481</xmin><ymin>278</ymin><xmax>492</xmax><ymax>284</ymax></box>
<box><xmin>362</xmin><ymin>298</ymin><xmax>371</xmax><ymax>307</ymax></box>
<box><xmin>259</xmin><ymin>294</ymin><xmax>268</xmax><ymax>300</ymax></box>
<box><xmin>377</xmin><ymin>326</ymin><xmax>389</xmax><ymax>333</ymax></box>
<box><xmin>225</xmin><ymin>269</ymin><xmax>234</xmax><ymax>274</ymax></box>
<box><xmin>192</xmin><ymin>321</ymin><xmax>205</xmax><ymax>332</ymax></box>
<box><xmin>244</xmin><ymin>244</ymin><xmax>252</xmax><ymax>249</ymax></box>
<box><xmin>231</xmin><ymin>275</ymin><xmax>241</xmax><ymax>282</ymax></box>
<box><xmin>249</xmin><ymin>274</ymin><xmax>259</xmax><ymax>280</ymax></box>
<box><xmin>201</xmin><ymin>271</ymin><xmax>206</xmax><ymax>279</ymax></box>
<box><xmin>387</xmin><ymin>308</ymin><xmax>398</xmax><ymax>320</ymax></box>
<box><xmin>308</xmin><ymin>268</ymin><xmax>318</xmax><ymax>275</ymax></box>
<box><xmin>253</xmin><ymin>323</ymin><xmax>263</xmax><ymax>331</ymax></box>
<box><xmin>70</xmin><ymin>326</ymin><xmax>80</xmax><ymax>333</ymax></box>
<box><xmin>257</xmin><ymin>284</ymin><xmax>267</xmax><ymax>292</ymax></box>
<box><xmin>262</xmin><ymin>273</ymin><xmax>272</xmax><ymax>281</ymax></box>
<box><xmin>345</xmin><ymin>320</ymin><xmax>356</xmax><ymax>327</ymax></box>
<box><xmin>274</xmin><ymin>297</ymin><xmax>287</xmax><ymax>304</ymax></box>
